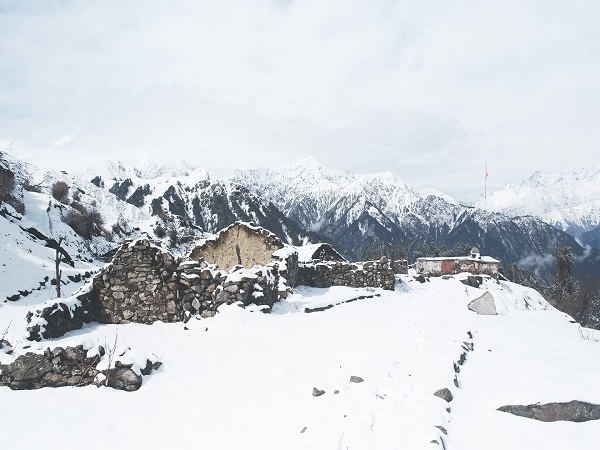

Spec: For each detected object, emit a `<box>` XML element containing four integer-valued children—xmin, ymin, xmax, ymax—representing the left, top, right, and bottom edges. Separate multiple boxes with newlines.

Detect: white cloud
<box><xmin>1</xmin><ymin>0</ymin><xmax>600</xmax><ymax>200</ymax></box>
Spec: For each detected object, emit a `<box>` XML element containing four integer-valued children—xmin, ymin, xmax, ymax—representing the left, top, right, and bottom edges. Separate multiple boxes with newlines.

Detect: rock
<box><xmin>166</xmin><ymin>301</ymin><xmax>177</xmax><ymax>314</ymax></box>
<box><xmin>467</xmin><ymin>291</ymin><xmax>497</xmax><ymax>315</ymax></box>
<box><xmin>349</xmin><ymin>375</ymin><xmax>364</xmax><ymax>383</ymax></box>
<box><xmin>106</xmin><ymin>366</ymin><xmax>143</xmax><ymax>392</ymax></box>
<box><xmin>498</xmin><ymin>401</ymin><xmax>600</xmax><ymax>422</ymax></box>
<box><xmin>0</xmin><ymin>353</ymin><xmax>52</xmax><ymax>389</ymax></box>
<box><xmin>434</xmin><ymin>388</ymin><xmax>453</xmax><ymax>403</ymax></box>
<box><xmin>414</xmin><ymin>274</ymin><xmax>427</xmax><ymax>283</ymax></box>
<box><xmin>312</xmin><ymin>387</ymin><xmax>325</xmax><ymax>397</ymax></box>
<box><xmin>435</xmin><ymin>425</ymin><xmax>448</xmax><ymax>435</ymax></box>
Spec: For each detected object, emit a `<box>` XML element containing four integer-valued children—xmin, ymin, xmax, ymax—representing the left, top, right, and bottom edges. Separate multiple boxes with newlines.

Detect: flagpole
<box><xmin>483</xmin><ymin>162</ymin><xmax>488</xmax><ymax>256</ymax></box>
<box><xmin>484</xmin><ymin>162</ymin><xmax>488</xmax><ymax>211</ymax></box>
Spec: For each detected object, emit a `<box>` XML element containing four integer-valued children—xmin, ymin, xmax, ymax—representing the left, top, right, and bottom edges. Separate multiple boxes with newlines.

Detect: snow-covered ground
<box><xmin>2</xmin><ymin>273</ymin><xmax>599</xmax><ymax>449</ymax></box>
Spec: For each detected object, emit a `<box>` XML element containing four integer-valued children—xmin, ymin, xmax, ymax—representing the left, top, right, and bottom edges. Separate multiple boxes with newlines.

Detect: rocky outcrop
<box><xmin>498</xmin><ymin>401</ymin><xmax>600</xmax><ymax>422</ymax></box>
<box><xmin>0</xmin><ymin>345</ymin><xmax>159</xmax><ymax>391</ymax></box>
<box><xmin>297</xmin><ymin>257</ymin><xmax>395</xmax><ymax>291</ymax></box>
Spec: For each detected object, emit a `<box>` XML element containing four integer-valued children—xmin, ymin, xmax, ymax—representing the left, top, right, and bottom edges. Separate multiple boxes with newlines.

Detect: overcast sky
<box><xmin>1</xmin><ymin>0</ymin><xmax>599</xmax><ymax>201</ymax></box>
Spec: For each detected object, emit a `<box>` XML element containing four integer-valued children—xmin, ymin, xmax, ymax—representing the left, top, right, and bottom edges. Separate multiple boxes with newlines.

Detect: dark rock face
<box><xmin>90</xmin><ymin>175</ymin><xmax>104</xmax><ymax>188</ymax></box>
<box><xmin>0</xmin><ymin>345</ymin><xmax>154</xmax><ymax>391</ymax></box>
<box><xmin>127</xmin><ymin>184</ymin><xmax>151</xmax><ymax>207</ymax></box>
<box><xmin>109</xmin><ymin>178</ymin><xmax>133</xmax><ymax>201</ymax></box>
<box><xmin>498</xmin><ymin>401</ymin><xmax>600</xmax><ymax>422</ymax></box>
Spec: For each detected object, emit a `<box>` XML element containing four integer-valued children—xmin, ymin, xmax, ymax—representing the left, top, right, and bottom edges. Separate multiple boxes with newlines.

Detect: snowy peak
<box><xmin>479</xmin><ymin>165</ymin><xmax>600</xmax><ymax>236</ymax></box>
<box><xmin>231</xmin><ymin>158</ymin><xmax>422</xmax><ymax>230</ymax></box>
<box><xmin>87</xmin><ymin>159</ymin><xmax>198</xmax><ymax>181</ymax></box>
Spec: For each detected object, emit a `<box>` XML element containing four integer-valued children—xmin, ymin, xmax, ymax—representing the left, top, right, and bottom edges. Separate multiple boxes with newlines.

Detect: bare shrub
<box><xmin>65</xmin><ymin>205</ymin><xmax>105</xmax><ymax>239</ymax></box>
<box><xmin>52</xmin><ymin>181</ymin><xmax>70</xmax><ymax>203</ymax></box>
<box><xmin>154</xmin><ymin>222</ymin><xmax>167</xmax><ymax>238</ymax></box>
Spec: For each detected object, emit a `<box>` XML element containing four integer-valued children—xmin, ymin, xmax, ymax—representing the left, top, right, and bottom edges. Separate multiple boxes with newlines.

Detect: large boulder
<box><xmin>468</xmin><ymin>291</ymin><xmax>497</xmax><ymax>315</ymax></box>
<box><xmin>498</xmin><ymin>401</ymin><xmax>600</xmax><ymax>422</ymax></box>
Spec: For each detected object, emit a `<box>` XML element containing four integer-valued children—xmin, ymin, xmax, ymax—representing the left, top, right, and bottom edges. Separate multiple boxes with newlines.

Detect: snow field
<box><xmin>1</xmin><ymin>274</ymin><xmax>600</xmax><ymax>449</ymax></box>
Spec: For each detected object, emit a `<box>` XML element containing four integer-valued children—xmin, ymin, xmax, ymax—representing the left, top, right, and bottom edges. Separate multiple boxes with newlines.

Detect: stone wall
<box><xmin>297</xmin><ymin>257</ymin><xmax>395</xmax><ymax>291</ymax></box>
<box><xmin>0</xmin><ymin>345</ymin><xmax>160</xmax><ymax>391</ymax></box>
<box><xmin>272</xmin><ymin>247</ymin><xmax>299</xmax><ymax>288</ymax></box>
<box><xmin>26</xmin><ymin>239</ymin><xmax>282</xmax><ymax>340</ymax></box>
<box><xmin>189</xmin><ymin>222</ymin><xmax>284</xmax><ymax>269</ymax></box>
<box><xmin>92</xmin><ymin>239</ymin><xmax>182</xmax><ymax>324</ymax></box>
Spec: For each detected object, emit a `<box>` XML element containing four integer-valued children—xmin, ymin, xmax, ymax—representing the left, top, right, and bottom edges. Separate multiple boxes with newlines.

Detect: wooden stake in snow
<box><xmin>55</xmin><ymin>237</ymin><xmax>63</xmax><ymax>298</ymax></box>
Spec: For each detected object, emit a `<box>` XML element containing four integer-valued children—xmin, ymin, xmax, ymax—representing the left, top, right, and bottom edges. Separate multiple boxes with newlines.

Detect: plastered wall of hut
<box><xmin>190</xmin><ymin>223</ymin><xmax>284</xmax><ymax>269</ymax></box>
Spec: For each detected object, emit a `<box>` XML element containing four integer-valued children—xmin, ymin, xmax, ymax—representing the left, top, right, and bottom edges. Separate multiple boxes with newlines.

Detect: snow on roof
<box><xmin>296</xmin><ymin>243</ymin><xmax>324</xmax><ymax>263</ymax></box>
<box><xmin>272</xmin><ymin>245</ymin><xmax>298</xmax><ymax>259</ymax></box>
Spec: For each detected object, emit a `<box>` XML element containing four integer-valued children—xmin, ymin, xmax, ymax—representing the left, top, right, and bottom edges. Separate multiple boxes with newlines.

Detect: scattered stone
<box><xmin>300</xmin><ymin>427</ymin><xmax>307</xmax><ymax>433</ymax></box>
<box><xmin>435</xmin><ymin>426</ymin><xmax>448</xmax><ymax>435</ymax></box>
<box><xmin>312</xmin><ymin>387</ymin><xmax>325</xmax><ymax>397</ymax></box>
<box><xmin>460</xmin><ymin>275</ymin><xmax>484</xmax><ymax>288</ymax></box>
<box><xmin>414</xmin><ymin>274</ymin><xmax>427</xmax><ymax>283</ymax></box>
<box><xmin>434</xmin><ymin>388</ymin><xmax>453</xmax><ymax>403</ymax></box>
<box><xmin>350</xmin><ymin>375</ymin><xmax>364</xmax><ymax>383</ymax></box>
<box><xmin>334</xmin><ymin>389</ymin><xmax>340</xmax><ymax>394</ymax></box>
<box><xmin>498</xmin><ymin>401</ymin><xmax>600</xmax><ymax>422</ymax></box>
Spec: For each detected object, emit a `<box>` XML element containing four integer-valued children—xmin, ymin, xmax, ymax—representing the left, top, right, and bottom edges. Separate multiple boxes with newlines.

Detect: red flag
<box><xmin>485</xmin><ymin>162</ymin><xmax>488</xmax><ymax>179</ymax></box>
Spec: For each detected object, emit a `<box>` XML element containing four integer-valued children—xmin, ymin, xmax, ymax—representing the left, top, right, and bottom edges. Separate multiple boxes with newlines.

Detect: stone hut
<box><xmin>296</xmin><ymin>243</ymin><xmax>346</xmax><ymax>263</ymax></box>
<box><xmin>415</xmin><ymin>250</ymin><xmax>500</xmax><ymax>278</ymax></box>
<box><xmin>189</xmin><ymin>222</ymin><xmax>284</xmax><ymax>269</ymax></box>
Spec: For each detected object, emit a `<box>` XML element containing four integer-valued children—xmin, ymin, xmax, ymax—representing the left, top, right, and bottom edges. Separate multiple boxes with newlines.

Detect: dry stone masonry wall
<box><xmin>297</xmin><ymin>257</ymin><xmax>395</xmax><ymax>290</ymax></box>
<box><xmin>26</xmin><ymin>239</ymin><xmax>282</xmax><ymax>340</ymax></box>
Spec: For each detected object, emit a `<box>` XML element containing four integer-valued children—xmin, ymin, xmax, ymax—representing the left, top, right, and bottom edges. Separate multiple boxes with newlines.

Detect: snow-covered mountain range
<box><xmin>2</xmin><ymin>151</ymin><xmax>599</xmax><ymax>284</ymax></box>
<box><xmin>477</xmin><ymin>165</ymin><xmax>600</xmax><ymax>246</ymax></box>
<box><xmin>233</xmin><ymin>158</ymin><xmax>595</xmax><ymax>276</ymax></box>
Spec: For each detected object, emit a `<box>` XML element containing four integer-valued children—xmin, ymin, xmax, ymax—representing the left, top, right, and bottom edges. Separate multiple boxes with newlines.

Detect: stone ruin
<box><xmin>26</xmin><ymin>239</ymin><xmax>284</xmax><ymax>340</ymax></box>
<box><xmin>25</xmin><ymin>223</ymin><xmax>396</xmax><ymax>341</ymax></box>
